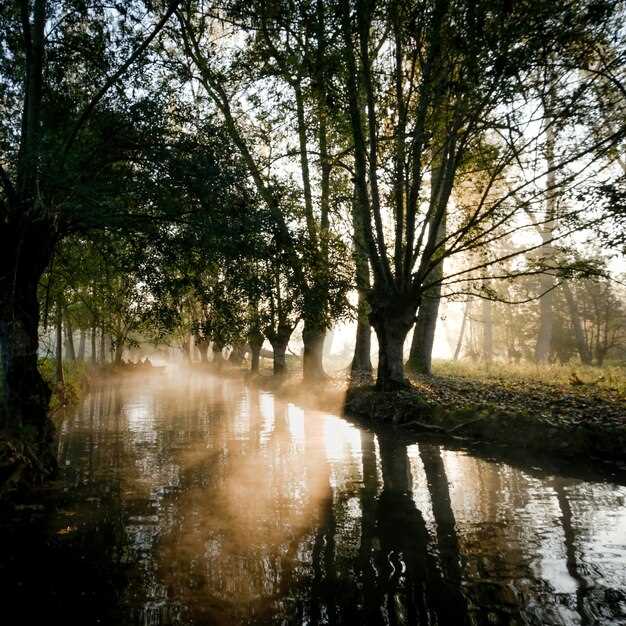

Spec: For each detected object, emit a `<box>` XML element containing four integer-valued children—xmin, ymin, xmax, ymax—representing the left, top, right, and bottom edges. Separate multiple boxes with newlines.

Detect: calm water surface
<box><xmin>2</xmin><ymin>372</ymin><xmax>625</xmax><ymax>625</ymax></box>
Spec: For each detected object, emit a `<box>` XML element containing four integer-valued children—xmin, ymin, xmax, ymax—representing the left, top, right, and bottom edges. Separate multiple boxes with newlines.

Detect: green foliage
<box><xmin>38</xmin><ymin>358</ymin><xmax>89</xmax><ymax>413</ymax></box>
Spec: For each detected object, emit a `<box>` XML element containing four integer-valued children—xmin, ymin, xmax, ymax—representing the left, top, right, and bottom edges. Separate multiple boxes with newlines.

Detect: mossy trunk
<box><xmin>0</xmin><ymin>220</ymin><xmax>56</xmax><ymax>476</ymax></box>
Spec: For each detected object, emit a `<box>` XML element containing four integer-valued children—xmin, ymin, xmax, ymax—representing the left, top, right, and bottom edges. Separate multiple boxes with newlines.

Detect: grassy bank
<box><xmin>429</xmin><ymin>359</ymin><xmax>626</xmax><ymax>396</ymax></box>
<box><xmin>234</xmin><ymin>357</ymin><xmax>626</xmax><ymax>467</ymax></box>
<box><xmin>38</xmin><ymin>358</ymin><xmax>91</xmax><ymax>416</ymax></box>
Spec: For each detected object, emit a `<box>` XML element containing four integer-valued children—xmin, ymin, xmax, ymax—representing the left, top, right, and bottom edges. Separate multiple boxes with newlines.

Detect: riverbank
<box><xmin>0</xmin><ymin>359</ymin><xmax>92</xmax><ymax>499</ymax></box>
<box><xmin>239</xmin><ymin>362</ymin><xmax>626</xmax><ymax>472</ymax></box>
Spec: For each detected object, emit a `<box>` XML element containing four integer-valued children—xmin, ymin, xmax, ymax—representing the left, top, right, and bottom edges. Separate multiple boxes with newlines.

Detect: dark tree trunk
<box><xmin>90</xmin><ymin>324</ymin><xmax>97</xmax><ymax>365</ymax></box>
<box><xmin>99</xmin><ymin>324</ymin><xmax>106</xmax><ymax>363</ymax></box>
<box><xmin>114</xmin><ymin>340</ymin><xmax>123</xmax><ymax>364</ymax></box>
<box><xmin>270</xmin><ymin>341</ymin><xmax>288</xmax><ymax>375</ymax></box>
<box><xmin>248</xmin><ymin>331</ymin><xmax>264</xmax><ymax>374</ymax></box>
<box><xmin>212</xmin><ymin>341</ymin><xmax>225</xmax><ymax>369</ymax></box>
<box><xmin>77</xmin><ymin>328</ymin><xmax>86</xmax><ymax>361</ymax></box>
<box><xmin>351</xmin><ymin>297</ymin><xmax>372</xmax><ymax>381</ymax></box>
<box><xmin>369</xmin><ymin>292</ymin><xmax>417</xmax><ymax>391</ymax></box>
<box><xmin>407</xmin><ymin>185</ymin><xmax>446</xmax><ymax>375</ymax></box>
<box><xmin>407</xmin><ymin>289</ymin><xmax>441</xmax><ymax>375</ymax></box>
<box><xmin>269</xmin><ymin>336</ymin><xmax>290</xmax><ymax>376</ymax></box>
<box><xmin>350</xmin><ymin>187</ymin><xmax>372</xmax><ymax>380</ymax></box>
<box><xmin>265</xmin><ymin>324</ymin><xmax>293</xmax><ymax>377</ymax></box>
<box><xmin>64</xmin><ymin>314</ymin><xmax>76</xmax><ymax>362</ymax></box>
<box><xmin>55</xmin><ymin>302</ymin><xmax>64</xmax><ymax>387</ymax></box>
<box><xmin>0</xmin><ymin>220</ymin><xmax>55</xmax><ymax>468</ymax></box>
<box><xmin>302</xmin><ymin>322</ymin><xmax>327</xmax><ymax>381</ymax></box>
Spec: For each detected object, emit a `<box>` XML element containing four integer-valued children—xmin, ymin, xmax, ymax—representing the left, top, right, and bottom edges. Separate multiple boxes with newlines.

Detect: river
<box><xmin>1</xmin><ymin>372</ymin><xmax>625</xmax><ymax>625</ymax></box>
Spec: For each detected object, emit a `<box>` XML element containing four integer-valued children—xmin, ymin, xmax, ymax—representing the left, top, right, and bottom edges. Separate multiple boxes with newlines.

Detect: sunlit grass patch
<box><xmin>430</xmin><ymin>359</ymin><xmax>626</xmax><ymax>396</ymax></box>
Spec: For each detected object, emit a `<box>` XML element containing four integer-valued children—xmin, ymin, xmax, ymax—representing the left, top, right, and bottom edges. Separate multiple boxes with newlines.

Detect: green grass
<box><xmin>38</xmin><ymin>358</ymin><xmax>90</xmax><ymax>413</ymax></box>
<box><xmin>429</xmin><ymin>359</ymin><xmax>626</xmax><ymax>396</ymax></box>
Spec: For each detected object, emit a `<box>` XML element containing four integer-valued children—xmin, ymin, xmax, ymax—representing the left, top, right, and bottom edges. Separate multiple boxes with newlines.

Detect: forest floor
<box><xmin>410</xmin><ymin>360</ymin><xmax>626</xmax><ymax>432</ymax></box>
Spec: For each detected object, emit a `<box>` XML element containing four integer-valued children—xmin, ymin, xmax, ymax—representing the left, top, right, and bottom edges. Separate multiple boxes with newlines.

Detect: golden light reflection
<box><xmin>56</xmin><ymin>372</ymin><xmax>626</xmax><ymax>625</ymax></box>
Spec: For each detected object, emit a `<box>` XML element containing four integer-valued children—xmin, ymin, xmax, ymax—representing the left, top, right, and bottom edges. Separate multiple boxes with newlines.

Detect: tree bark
<box><xmin>90</xmin><ymin>324</ymin><xmax>97</xmax><ymax>365</ymax></box>
<box><xmin>407</xmin><ymin>161</ymin><xmax>447</xmax><ymax>375</ymax></box>
<box><xmin>302</xmin><ymin>322</ymin><xmax>327</xmax><ymax>381</ymax></box>
<box><xmin>369</xmin><ymin>292</ymin><xmax>417</xmax><ymax>390</ymax></box>
<box><xmin>99</xmin><ymin>323</ymin><xmax>106</xmax><ymax>363</ymax></box>
<box><xmin>64</xmin><ymin>314</ymin><xmax>76</xmax><ymax>362</ymax></box>
<box><xmin>0</xmin><ymin>219</ymin><xmax>54</xmax><ymax>453</ymax></box>
<box><xmin>248</xmin><ymin>331</ymin><xmax>264</xmax><ymax>374</ymax></box>
<box><xmin>351</xmin><ymin>294</ymin><xmax>372</xmax><ymax>381</ymax></box>
<box><xmin>77</xmin><ymin>328</ymin><xmax>86</xmax><ymax>361</ymax></box>
<box><xmin>114</xmin><ymin>340</ymin><xmax>123</xmax><ymax>364</ymax></box>
<box><xmin>55</xmin><ymin>301</ymin><xmax>65</xmax><ymax>386</ymax></box>
<box><xmin>535</xmin><ymin>92</ymin><xmax>557</xmax><ymax>363</ymax></box>
<box><xmin>350</xmin><ymin>187</ymin><xmax>373</xmax><ymax>380</ymax></box>
<box><xmin>268</xmin><ymin>327</ymin><xmax>292</xmax><ymax>376</ymax></box>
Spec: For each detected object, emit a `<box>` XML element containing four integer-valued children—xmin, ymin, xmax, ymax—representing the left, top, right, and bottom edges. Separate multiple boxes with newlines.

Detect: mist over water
<box><xmin>2</xmin><ymin>371</ymin><xmax>626</xmax><ymax>625</ymax></box>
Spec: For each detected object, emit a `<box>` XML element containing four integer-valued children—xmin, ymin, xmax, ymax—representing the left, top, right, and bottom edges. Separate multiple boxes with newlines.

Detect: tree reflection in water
<box><xmin>1</xmin><ymin>375</ymin><xmax>625</xmax><ymax>626</ymax></box>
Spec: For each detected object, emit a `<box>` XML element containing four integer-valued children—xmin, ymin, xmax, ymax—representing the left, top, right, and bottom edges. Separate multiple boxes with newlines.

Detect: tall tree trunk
<box><xmin>212</xmin><ymin>341</ymin><xmax>225</xmax><ymax>369</ymax></box>
<box><xmin>114</xmin><ymin>340</ymin><xmax>123</xmax><ymax>364</ymax></box>
<box><xmin>99</xmin><ymin>323</ymin><xmax>106</xmax><ymax>363</ymax></box>
<box><xmin>105</xmin><ymin>333</ymin><xmax>112</xmax><ymax>363</ymax></box>
<box><xmin>535</xmin><ymin>272</ymin><xmax>555</xmax><ymax>363</ymax></box>
<box><xmin>453</xmin><ymin>300</ymin><xmax>470</xmax><ymax>361</ymax></box>
<box><xmin>267</xmin><ymin>326</ymin><xmax>292</xmax><ymax>376</ymax></box>
<box><xmin>90</xmin><ymin>324</ymin><xmax>97</xmax><ymax>365</ymax></box>
<box><xmin>302</xmin><ymin>322</ymin><xmax>326</xmax><ymax>381</ymax></box>
<box><xmin>77</xmin><ymin>328</ymin><xmax>86</xmax><ymax>361</ymax></box>
<box><xmin>55</xmin><ymin>300</ymin><xmax>64</xmax><ymax>387</ymax></box>
<box><xmin>351</xmin><ymin>295</ymin><xmax>372</xmax><ymax>381</ymax></box>
<box><xmin>64</xmin><ymin>314</ymin><xmax>76</xmax><ymax>362</ymax></box>
<box><xmin>248</xmin><ymin>331</ymin><xmax>264</xmax><ymax>374</ymax></box>
<box><xmin>0</xmin><ymin>3</ymin><xmax>57</xmax><ymax>477</ymax></box>
<box><xmin>562</xmin><ymin>283</ymin><xmax>592</xmax><ymax>365</ymax></box>
<box><xmin>407</xmin><ymin>161</ymin><xmax>447</xmax><ymax>375</ymax></box>
<box><xmin>369</xmin><ymin>292</ymin><xmax>417</xmax><ymax>391</ymax></box>
<box><xmin>482</xmin><ymin>296</ymin><xmax>493</xmax><ymax>365</ymax></box>
<box><xmin>0</xmin><ymin>224</ymin><xmax>53</xmax><ymax>447</ymax></box>
<box><xmin>535</xmin><ymin>93</ymin><xmax>557</xmax><ymax>363</ymax></box>
<box><xmin>350</xmin><ymin>189</ymin><xmax>372</xmax><ymax>380</ymax></box>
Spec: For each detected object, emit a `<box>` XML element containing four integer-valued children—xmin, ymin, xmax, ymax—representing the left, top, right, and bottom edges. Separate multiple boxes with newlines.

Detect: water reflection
<box><xmin>1</xmin><ymin>373</ymin><xmax>625</xmax><ymax>625</ymax></box>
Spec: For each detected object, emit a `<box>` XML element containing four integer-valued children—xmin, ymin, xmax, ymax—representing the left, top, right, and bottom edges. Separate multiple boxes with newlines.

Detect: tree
<box><xmin>336</xmin><ymin>0</ymin><xmax>623</xmax><ymax>389</ymax></box>
<box><xmin>0</xmin><ymin>1</ymin><xmax>179</xmax><ymax>467</ymax></box>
